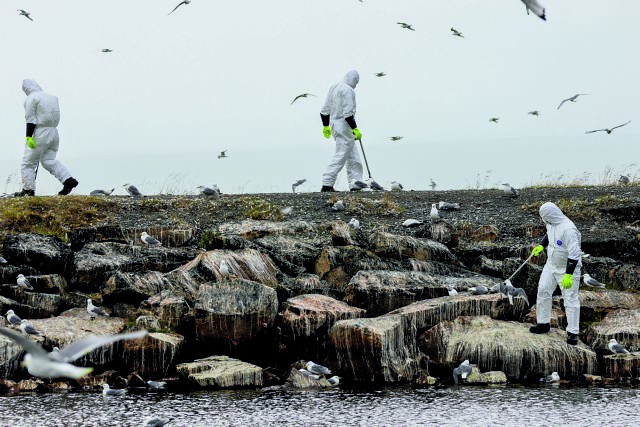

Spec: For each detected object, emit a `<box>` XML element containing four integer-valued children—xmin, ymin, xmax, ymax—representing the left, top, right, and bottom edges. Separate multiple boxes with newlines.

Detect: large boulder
<box><xmin>585</xmin><ymin>309</ymin><xmax>640</xmax><ymax>355</ymax></box>
<box><xmin>343</xmin><ymin>271</ymin><xmax>449</xmax><ymax>317</ymax></box>
<box><xmin>279</xmin><ymin>294</ymin><xmax>365</xmax><ymax>364</ymax></box>
<box><xmin>119</xmin><ymin>332</ymin><xmax>184</xmax><ymax>378</ymax></box>
<box><xmin>0</xmin><ymin>295</ymin><xmax>51</xmax><ymax>321</ymax></box>
<box><xmin>176</xmin><ymin>355</ymin><xmax>263</xmax><ymax>388</ymax></box>
<box><xmin>253</xmin><ymin>235</ymin><xmax>324</xmax><ymax>273</ymax></box>
<box><xmin>3</xmin><ymin>234</ymin><xmax>74</xmax><ymax>280</ymax></box>
<box><xmin>368</xmin><ymin>232</ymin><xmax>459</xmax><ymax>264</ymax></box>
<box><xmin>141</xmin><ymin>291</ymin><xmax>194</xmax><ymax>336</ymax></box>
<box><xmin>194</xmin><ymin>279</ymin><xmax>278</xmax><ymax>360</ymax></box>
<box><xmin>602</xmin><ymin>353</ymin><xmax>640</xmax><ymax>379</ymax></box>
<box><xmin>419</xmin><ymin>316</ymin><xmax>597</xmax><ymax>381</ymax></box>
<box><xmin>102</xmin><ymin>271</ymin><xmax>170</xmax><ymax>306</ymax></box>
<box><xmin>570</xmin><ymin>291</ymin><xmax>640</xmax><ymax>323</ymax></box>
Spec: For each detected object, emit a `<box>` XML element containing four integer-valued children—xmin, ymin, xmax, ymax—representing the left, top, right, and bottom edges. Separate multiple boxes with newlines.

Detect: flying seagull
<box><xmin>585</xmin><ymin>121</ymin><xmax>631</xmax><ymax>135</ymax></box>
<box><xmin>430</xmin><ymin>179</ymin><xmax>437</xmax><ymax>190</ymax></box>
<box><xmin>0</xmin><ymin>327</ymin><xmax>148</xmax><ymax>379</ymax></box>
<box><xmin>582</xmin><ymin>273</ymin><xmax>605</xmax><ymax>289</ymax></box>
<box><xmin>197</xmin><ymin>185</ymin><xmax>220</xmax><ymax>196</ymax></box>
<box><xmin>292</xmin><ymin>179</ymin><xmax>306</xmax><ymax>193</ymax></box>
<box><xmin>291</xmin><ymin>93</ymin><xmax>316</xmax><ymax>105</ymax></box>
<box><xmin>5</xmin><ymin>310</ymin><xmax>22</xmax><ymax>326</ymax></box>
<box><xmin>168</xmin><ymin>0</ymin><xmax>191</xmax><ymax>15</ymax></box>
<box><xmin>102</xmin><ymin>383</ymin><xmax>127</xmax><ymax>396</ymax></box>
<box><xmin>397</xmin><ymin>22</ymin><xmax>415</xmax><ymax>31</ymax></box>
<box><xmin>608</xmin><ymin>338</ymin><xmax>629</xmax><ymax>354</ymax></box>
<box><xmin>489</xmin><ymin>117</ymin><xmax>499</xmax><ymax>123</ymax></box>
<box><xmin>87</xmin><ymin>299</ymin><xmax>109</xmax><ymax>319</ymax></box>
<box><xmin>18</xmin><ymin>9</ymin><xmax>33</xmax><ymax>21</ymax></box>
<box><xmin>20</xmin><ymin>320</ymin><xmax>43</xmax><ymax>336</ymax></box>
<box><xmin>389</xmin><ymin>136</ymin><xmax>403</xmax><ymax>142</ymax></box>
<box><xmin>528</xmin><ymin>110</ymin><xmax>540</xmax><ymax>117</ymax></box>
<box><xmin>450</xmin><ymin>27</ymin><xmax>464</xmax><ymax>37</ymax></box>
<box><xmin>140</xmin><ymin>232</ymin><xmax>161</xmax><ymax>247</ymax></box>
<box><xmin>123</xmin><ymin>183</ymin><xmax>142</xmax><ymax>196</ymax></box>
<box><xmin>90</xmin><ymin>188</ymin><xmax>114</xmax><ymax>196</ymax></box>
<box><xmin>374</xmin><ymin>72</ymin><xmax>387</xmax><ymax>77</ymax></box>
<box><xmin>218</xmin><ymin>150</ymin><xmax>228</xmax><ymax>159</ymax></box>
<box><xmin>101</xmin><ymin>49</ymin><xmax>113</xmax><ymax>53</ymax></box>
<box><xmin>16</xmin><ymin>274</ymin><xmax>34</xmax><ymax>291</ymax></box>
<box><xmin>502</xmin><ymin>183</ymin><xmax>520</xmax><ymax>197</ymax></box>
<box><xmin>557</xmin><ymin>93</ymin><xmax>589</xmax><ymax>110</ymax></box>
<box><xmin>521</xmin><ymin>0</ymin><xmax>546</xmax><ymax>20</ymax></box>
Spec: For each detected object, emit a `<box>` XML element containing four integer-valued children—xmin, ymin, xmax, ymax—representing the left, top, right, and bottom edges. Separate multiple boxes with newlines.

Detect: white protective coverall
<box><xmin>21</xmin><ymin>79</ymin><xmax>72</xmax><ymax>191</ymax></box>
<box><xmin>536</xmin><ymin>202</ymin><xmax>582</xmax><ymax>334</ymax></box>
<box><xmin>320</xmin><ymin>70</ymin><xmax>364</xmax><ymax>189</ymax></box>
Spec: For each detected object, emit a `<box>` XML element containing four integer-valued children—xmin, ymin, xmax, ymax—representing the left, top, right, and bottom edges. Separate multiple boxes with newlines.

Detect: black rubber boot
<box><xmin>14</xmin><ymin>189</ymin><xmax>35</xmax><ymax>197</ymax></box>
<box><xmin>320</xmin><ymin>186</ymin><xmax>336</xmax><ymax>192</ymax></box>
<box><xmin>567</xmin><ymin>332</ymin><xmax>578</xmax><ymax>346</ymax></box>
<box><xmin>529</xmin><ymin>323</ymin><xmax>551</xmax><ymax>334</ymax></box>
<box><xmin>58</xmin><ymin>177</ymin><xmax>79</xmax><ymax>195</ymax></box>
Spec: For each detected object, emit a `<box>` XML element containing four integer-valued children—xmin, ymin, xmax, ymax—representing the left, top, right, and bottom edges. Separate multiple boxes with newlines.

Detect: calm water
<box><xmin>0</xmin><ymin>385</ymin><xmax>638</xmax><ymax>427</ymax></box>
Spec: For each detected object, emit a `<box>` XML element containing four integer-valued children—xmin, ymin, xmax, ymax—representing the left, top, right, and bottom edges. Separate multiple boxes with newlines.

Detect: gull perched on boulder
<box><xmin>291</xmin><ymin>93</ymin><xmax>316</xmax><ymax>105</ymax></box>
<box><xmin>585</xmin><ymin>121</ymin><xmax>631</xmax><ymax>135</ymax></box>
<box><xmin>521</xmin><ymin>0</ymin><xmax>546</xmax><ymax>20</ymax></box>
<box><xmin>168</xmin><ymin>0</ymin><xmax>190</xmax><ymax>15</ymax></box>
<box><xmin>448</xmin><ymin>289</ymin><xmax>458</xmax><ymax>296</ymax></box>
<box><xmin>0</xmin><ymin>327</ymin><xmax>148</xmax><ymax>379</ymax></box>
<box><xmin>87</xmin><ymin>299</ymin><xmax>110</xmax><ymax>319</ymax></box>
<box><xmin>541</xmin><ymin>372</ymin><xmax>560</xmax><ymax>383</ymax></box>
<box><xmin>502</xmin><ymin>183</ymin><xmax>520</xmax><ymax>197</ymax></box>
<box><xmin>327</xmin><ymin>376</ymin><xmax>340</xmax><ymax>386</ymax></box>
<box><xmin>16</xmin><ymin>274</ymin><xmax>34</xmax><ymax>291</ymax></box>
<box><xmin>123</xmin><ymin>183</ymin><xmax>142</xmax><ymax>196</ymax></box>
<box><xmin>608</xmin><ymin>338</ymin><xmax>629</xmax><ymax>354</ymax></box>
<box><xmin>582</xmin><ymin>273</ymin><xmax>605</xmax><ymax>289</ymax></box>
<box><xmin>197</xmin><ymin>185</ymin><xmax>220</xmax><ymax>197</ymax></box>
<box><xmin>430</xmin><ymin>204</ymin><xmax>440</xmax><ymax>221</ymax></box>
<box><xmin>90</xmin><ymin>188</ymin><xmax>114</xmax><ymax>196</ymax></box>
<box><xmin>5</xmin><ymin>310</ymin><xmax>22</xmax><ymax>326</ymax></box>
<box><xmin>20</xmin><ymin>320</ymin><xmax>43</xmax><ymax>336</ymax></box>
<box><xmin>102</xmin><ymin>383</ymin><xmax>127</xmax><ymax>396</ymax></box>
<box><xmin>18</xmin><ymin>9</ymin><xmax>34</xmax><ymax>21</ymax></box>
<box><xmin>453</xmin><ymin>360</ymin><xmax>473</xmax><ymax>384</ymax></box>
<box><xmin>557</xmin><ymin>93</ymin><xmax>589</xmax><ymax>110</ymax></box>
<box><xmin>306</xmin><ymin>361</ymin><xmax>331</xmax><ymax>375</ymax></box>
<box><xmin>390</xmin><ymin>181</ymin><xmax>403</xmax><ymax>191</ymax></box>
<box><xmin>219</xmin><ymin>260</ymin><xmax>231</xmax><ymax>277</ymax></box>
<box><xmin>291</xmin><ymin>179</ymin><xmax>306</xmax><ymax>193</ymax></box>
<box><xmin>348</xmin><ymin>218</ymin><xmax>360</xmax><ymax>229</ymax></box>
<box><xmin>140</xmin><ymin>232</ymin><xmax>161</xmax><ymax>247</ymax></box>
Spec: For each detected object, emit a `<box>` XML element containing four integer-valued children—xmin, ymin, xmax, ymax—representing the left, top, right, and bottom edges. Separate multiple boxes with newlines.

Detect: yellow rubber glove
<box><xmin>531</xmin><ymin>245</ymin><xmax>544</xmax><ymax>257</ymax></box>
<box><xmin>26</xmin><ymin>136</ymin><xmax>36</xmax><ymax>150</ymax></box>
<box><xmin>562</xmin><ymin>273</ymin><xmax>573</xmax><ymax>289</ymax></box>
<box><xmin>352</xmin><ymin>128</ymin><xmax>362</xmax><ymax>140</ymax></box>
<box><xmin>323</xmin><ymin>126</ymin><xmax>331</xmax><ymax>139</ymax></box>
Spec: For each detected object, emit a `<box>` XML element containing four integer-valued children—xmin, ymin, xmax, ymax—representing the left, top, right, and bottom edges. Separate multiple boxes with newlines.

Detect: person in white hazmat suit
<box><xmin>15</xmin><ymin>79</ymin><xmax>78</xmax><ymax>197</ymax></box>
<box><xmin>529</xmin><ymin>202</ymin><xmax>582</xmax><ymax>345</ymax></box>
<box><xmin>319</xmin><ymin>70</ymin><xmax>368</xmax><ymax>192</ymax></box>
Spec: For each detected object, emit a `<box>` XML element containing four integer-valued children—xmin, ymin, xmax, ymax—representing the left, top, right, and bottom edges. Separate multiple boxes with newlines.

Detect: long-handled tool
<box><xmin>358</xmin><ymin>139</ymin><xmax>384</xmax><ymax>191</ymax></box>
<box><xmin>502</xmin><ymin>253</ymin><xmax>533</xmax><ymax>299</ymax></box>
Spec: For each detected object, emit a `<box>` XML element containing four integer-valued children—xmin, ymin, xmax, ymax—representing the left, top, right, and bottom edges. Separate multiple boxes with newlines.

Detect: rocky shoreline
<box><xmin>0</xmin><ymin>186</ymin><xmax>638</xmax><ymax>393</ymax></box>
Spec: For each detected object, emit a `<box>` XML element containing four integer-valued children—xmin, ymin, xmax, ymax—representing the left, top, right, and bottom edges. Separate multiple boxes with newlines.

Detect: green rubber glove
<box><xmin>531</xmin><ymin>245</ymin><xmax>544</xmax><ymax>257</ymax></box>
<box><xmin>562</xmin><ymin>273</ymin><xmax>573</xmax><ymax>289</ymax></box>
<box><xmin>352</xmin><ymin>128</ymin><xmax>362</xmax><ymax>140</ymax></box>
<box><xmin>323</xmin><ymin>126</ymin><xmax>331</xmax><ymax>139</ymax></box>
<box><xmin>26</xmin><ymin>136</ymin><xmax>36</xmax><ymax>150</ymax></box>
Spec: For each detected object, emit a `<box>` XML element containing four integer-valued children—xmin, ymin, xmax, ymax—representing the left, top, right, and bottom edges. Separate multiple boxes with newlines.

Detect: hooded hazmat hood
<box><xmin>343</xmin><ymin>70</ymin><xmax>359</xmax><ymax>89</ymax></box>
<box><xmin>22</xmin><ymin>79</ymin><xmax>42</xmax><ymax>96</ymax></box>
<box><xmin>539</xmin><ymin>202</ymin><xmax>568</xmax><ymax>225</ymax></box>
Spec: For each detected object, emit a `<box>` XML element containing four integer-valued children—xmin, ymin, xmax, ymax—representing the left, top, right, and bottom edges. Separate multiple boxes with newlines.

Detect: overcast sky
<box><xmin>1</xmin><ymin>1</ymin><xmax>638</xmax><ymax>195</ymax></box>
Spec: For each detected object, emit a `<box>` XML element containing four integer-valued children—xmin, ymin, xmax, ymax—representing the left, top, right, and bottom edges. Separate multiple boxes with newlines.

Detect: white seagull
<box><xmin>402</xmin><ymin>219</ymin><xmax>423</xmax><ymax>228</ymax></box>
<box><xmin>0</xmin><ymin>327</ymin><xmax>148</xmax><ymax>379</ymax></box>
<box><xmin>327</xmin><ymin>376</ymin><xmax>340</xmax><ymax>386</ymax></box>
<box><xmin>123</xmin><ymin>183</ymin><xmax>142</xmax><ymax>196</ymax></box>
<box><xmin>469</xmin><ymin>286</ymin><xmax>489</xmax><ymax>295</ymax></box>
<box><xmin>298</xmin><ymin>368</ymin><xmax>320</xmax><ymax>380</ymax></box>
<box><xmin>18</xmin><ymin>9</ymin><xmax>34</xmax><ymax>21</ymax></box>
<box><xmin>90</xmin><ymin>188</ymin><xmax>114</xmax><ymax>196</ymax></box>
<box><xmin>430</xmin><ymin>204</ymin><xmax>440</xmax><ymax>221</ymax></box>
<box><xmin>502</xmin><ymin>183</ymin><xmax>520</xmax><ymax>197</ymax></box>
<box><xmin>168</xmin><ymin>0</ymin><xmax>191</xmax><ymax>15</ymax></box>
<box><xmin>102</xmin><ymin>383</ymin><xmax>127</xmax><ymax>396</ymax></box>
<box><xmin>390</xmin><ymin>181</ymin><xmax>403</xmax><ymax>191</ymax></box>
<box><xmin>219</xmin><ymin>260</ymin><xmax>231</xmax><ymax>277</ymax></box>
<box><xmin>197</xmin><ymin>185</ymin><xmax>221</xmax><ymax>197</ymax></box>
<box><xmin>608</xmin><ymin>338</ymin><xmax>629</xmax><ymax>354</ymax></box>
<box><xmin>557</xmin><ymin>93</ymin><xmax>589</xmax><ymax>110</ymax></box>
<box><xmin>16</xmin><ymin>274</ymin><xmax>34</xmax><ymax>290</ymax></box>
<box><xmin>582</xmin><ymin>274</ymin><xmax>605</xmax><ymax>289</ymax></box>
<box><xmin>147</xmin><ymin>380</ymin><xmax>167</xmax><ymax>389</ymax></box>
<box><xmin>618</xmin><ymin>175</ymin><xmax>630</xmax><ymax>185</ymax></box>
<box><xmin>448</xmin><ymin>289</ymin><xmax>458</xmax><ymax>296</ymax></box>
<box><xmin>20</xmin><ymin>320</ymin><xmax>43</xmax><ymax>336</ymax></box>
<box><xmin>0</xmin><ymin>256</ymin><xmax>7</xmax><ymax>264</ymax></box>
<box><xmin>348</xmin><ymin>218</ymin><xmax>360</xmax><ymax>229</ymax></box>
<box><xmin>332</xmin><ymin>200</ymin><xmax>346</xmax><ymax>211</ymax></box>
<box><xmin>585</xmin><ymin>121</ymin><xmax>631</xmax><ymax>135</ymax></box>
<box><xmin>140</xmin><ymin>232</ymin><xmax>161</xmax><ymax>247</ymax></box>
<box><xmin>292</xmin><ymin>179</ymin><xmax>307</xmax><ymax>193</ymax></box>
<box><xmin>521</xmin><ymin>0</ymin><xmax>546</xmax><ymax>21</ymax></box>
<box><xmin>87</xmin><ymin>299</ymin><xmax>110</xmax><ymax>319</ymax></box>
<box><xmin>306</xmin><ymin>361</ymin><xmax>331</xmax><ymax>375</ymax></box>
<box><xmin>541</xmin><ymin>372</ymin><xmax>560</xmax><ymax>383</ymax></box>
<box><xmin>5</xmin><ymin>310</ymin><xmax>22</xmax><ymax>326</ymax></box>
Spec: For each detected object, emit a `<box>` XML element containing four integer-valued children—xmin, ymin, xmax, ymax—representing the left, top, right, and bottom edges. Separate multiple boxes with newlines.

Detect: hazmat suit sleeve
<box><xmin>24</xmin><ymin>95</ymin><xmax>38</xmax><ymax>125</ymax></box>
<box><xmin>563</xmin><ymin>227</ymin><xmax>581</xmax><ymax>274</ymax></box>
<box><xmin>320</xmin><ymin>86</ymin><xmax>333</xmax><ymax>118</ymax></box>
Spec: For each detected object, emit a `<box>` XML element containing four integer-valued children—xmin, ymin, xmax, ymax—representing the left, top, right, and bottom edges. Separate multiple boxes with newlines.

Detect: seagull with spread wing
<box><xmin>521</xmin><ymin>0</ymin><xmax>546</xmax><ymax>20</ymax></box>
<box><xmin>218</xmin><ymin>150</ymin><xmax>228</xmax><ymax>159</ymax></box>
<box><xmin>168</xmin><ymin>0</ymin><xmax>190</xmax><ymax>15</ymax></box>
<box><xmin>374</xmin><ymin>72</ymin><xmax>387</xmax><ymax>77</ymax></box>
<box><xmin>291</xmin><ymin>93</ymin><xmax>316</xmax><ymax>105</ymax></box>
<box><xmin>389</xmin><ymin>136</ymin><xmax>403</xmax><ymax>142</ymax></box>
<box><xmin>557</xmin><ymin>93</ymin><xmax>589</xmax><ymax>110</ymax></box>
<box><xmin>528</xmin><ymin>110</ymin><xmax>540</xmax><ymax>117</ymax></box>
<box><xmin>450</xmin><ymin>27</ymin><xmax>464</xmax><ymax>37</ymax></box>
<box><xmin>397</xmin><ymin>22</ymin><xmax>415</xmax><ymax>31</ymax></box>
<box><xmin>0</xmin><ymin>327</ymin><xmax>148</xmax><ymax>379</ymax></box>
<box><xmin>585</xmin><ymin>121</ymin><xmax>631</xmax><ymax>135</ymax></box>
<box><xmin>18</xmin><ymin>9</ymin><xmax>34</xmax><ymax>21</ymax></box>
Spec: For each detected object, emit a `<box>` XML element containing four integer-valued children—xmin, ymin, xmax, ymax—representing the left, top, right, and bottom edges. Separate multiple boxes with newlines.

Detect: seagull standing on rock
<box><xmin>5</xmin><ymin>310</ymin><xmax>22</xmax><ymax>326</ymax></box>
<box><xmin>608</xmin><ymin>338</ymin><xmax>630</xmax><ymax>354</ymax></box>
<box><xmin>582</xmin><ymin>274</ymin><xmax>605</xmax><ymax>289</ymax></box>
<box><xmin>453</xmin><ymin>360</ymin><xmax>473</xmax><ymax>384</ymax></box>
<box><xmin>390</xmin><ymin>181</ymin><xmax>403</xmax><ymax>191</ymax></box>
<box><xmin>502</xmin><ymin>183</ymin><xmax>520</xmax><ymax>197</ymax></box>
<box><xmin>147</xmin><ymin>380</ymin><xmax>167</xmax><ymax>389</ymax></box>
<box><xmin>332</xmin><ymin>200</ymin><xmax>346</xmax><ymax>211</ymax></box>
<box><xmin>123</xmin><ymin>183</ymin><xmax>142</xmax><ymax>196</ymax></box>
<box><xmin>16</xmin><ymin>274</ymin><xmax>34</xmax><ymax>290</ymax></box>
<box><xmin>87</xmin><ymin>299</ymin><xmax>110</xmax><ymax>319</ymax></box>
<box><xmin>541</xmin><ymin>372</ymin><xmax>560</xmax><ymax>383</ymax></box>
<box><xmin>20</xmin><ymin>320</ymin><xmax>43</xmax><ymax>336</ymax></box>
<box><xmin>430</xmin><ymin>204</ymin><xmax>440</xmax><ymax>221</ymax></box>
<box><xmin>140</xmin><ymin>232</ymin><xmax>161</xmax><ymax>247</ymax></box>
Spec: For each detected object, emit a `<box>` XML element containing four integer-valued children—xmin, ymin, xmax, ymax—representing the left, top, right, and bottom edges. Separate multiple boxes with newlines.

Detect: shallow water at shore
<box><xmin>0</xmin><ymin>385</ymin><xmax>638</xmax><ymax>427</ymax></box>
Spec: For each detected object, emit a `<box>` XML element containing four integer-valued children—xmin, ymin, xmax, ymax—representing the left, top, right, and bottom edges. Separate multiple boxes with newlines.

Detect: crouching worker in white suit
<box><xmin>529</xmin><ymin>202</ymin><xmax>583</xmax><ymax>345</ymax></box>
<box><xmin>319</xmin><ymin>70</ymin><xmax>368</xmax><ymax>193</ymax></box>
<box><xmin>15</xmin><ymin>79</ymin><xmax>78</xmax><ymax>197</ymax></box>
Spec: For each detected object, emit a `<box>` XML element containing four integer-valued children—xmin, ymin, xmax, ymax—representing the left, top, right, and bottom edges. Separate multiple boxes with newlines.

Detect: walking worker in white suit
<box><xmin>15</xmin><ymin>79</ymin><xmax>78</xmax><ymax>197</ymax></box>
<box><xmin>319</xmin><ymin>70</ymin><xmax>367</xmax><ymax>193</ymax></box>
